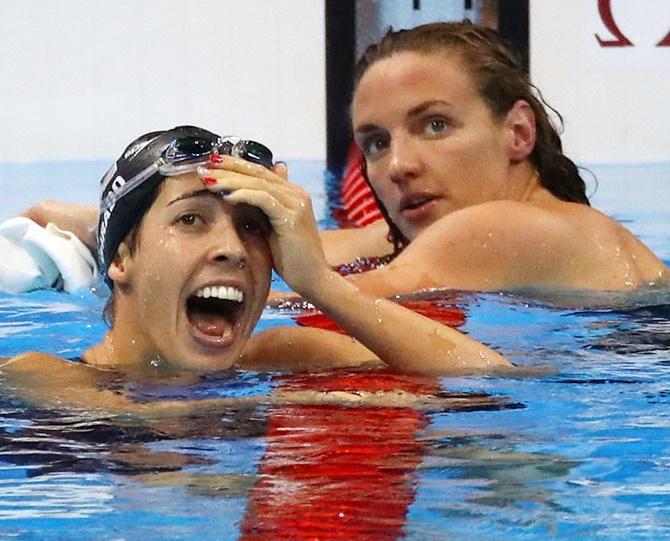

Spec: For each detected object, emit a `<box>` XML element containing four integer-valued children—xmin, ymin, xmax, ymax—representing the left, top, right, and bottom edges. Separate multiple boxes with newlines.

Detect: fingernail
<box><xmin>209</xmin><ymin>154</ymin><xmax>223</xmax><ymax>163</ymax></box>
<box><xmin>202</xmin><ymin>177</ymin><xmax>217</xmax><ymax>186</ymax></box>
<box><xmin>218</xmin><ymin>189</ymin><xmax>232</xmax><ymax>197</ymax></box>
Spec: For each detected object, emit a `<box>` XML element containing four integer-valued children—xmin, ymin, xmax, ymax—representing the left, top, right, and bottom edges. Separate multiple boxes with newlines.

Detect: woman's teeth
<box><xmin>194</xmin><ymin>286</ymin><xmax>244</xmax><ymax>302</ymax></box>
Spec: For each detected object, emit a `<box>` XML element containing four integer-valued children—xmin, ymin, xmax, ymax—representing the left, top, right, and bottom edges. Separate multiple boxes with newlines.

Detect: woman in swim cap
<box><xmin>316</xmin><ymin>21</ymin><xmax>668</xmax><ymax>297</ymax></box>
<box><xmin>2</xmin><ymin>125</ymin><xmax>511</xmax><ymax>413</ymax></box>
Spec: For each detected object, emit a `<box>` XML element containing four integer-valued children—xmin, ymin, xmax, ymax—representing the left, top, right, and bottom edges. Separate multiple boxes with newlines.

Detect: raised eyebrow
<box><xmin>167</xmin><ymin>189</ymin><xmax>222</xmax><ymax>206</ymax></box>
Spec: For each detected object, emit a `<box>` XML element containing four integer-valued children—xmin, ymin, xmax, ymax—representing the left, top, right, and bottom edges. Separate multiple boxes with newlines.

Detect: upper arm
<box><xmin>240</xmin><ymin>326</ymin><xmax>381</xmax><ymax>371</ymax></box>
<box><xmin>1</xmin><ymin>353</ymin><xmax>145</xmax><ymax>414</ymax></box>
<box><xmin>319</xmin><ymin>220</ymin><xmax>393</xmax><ymax>266</ymax></box>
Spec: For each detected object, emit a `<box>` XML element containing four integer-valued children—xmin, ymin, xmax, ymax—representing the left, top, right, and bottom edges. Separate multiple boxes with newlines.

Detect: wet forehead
<box><xmin>156</xmin><ymin>173</ymin><xmax>207</xmax><ymax>204</ymax></box>
<box><xmin>353</xmin><ymin>51</ymin><xmax>478</xmax><ymax>123</ymax></box>
<box><xmin>143</xmin><ymin>173</ymin><xmax>233</xmax><ymax>224</ymax></box>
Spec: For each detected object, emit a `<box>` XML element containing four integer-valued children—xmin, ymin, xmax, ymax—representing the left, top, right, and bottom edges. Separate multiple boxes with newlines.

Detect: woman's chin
<box><xmin>154</xmin><ymin>337</ymin><xmax>244</xmax><ymax>373</ymax></box>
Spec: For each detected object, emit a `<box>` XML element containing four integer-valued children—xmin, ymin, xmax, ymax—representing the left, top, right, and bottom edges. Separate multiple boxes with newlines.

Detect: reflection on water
<box><xmin>579</xmin><ymin>304</ymin><xmax>670</xmax><ymax>355</ymax></box>
<box><xmin>0</xmin><ymin>472</ymin><xmax>115</xmax><ymax>520</ymax></box>
<box><xmin>0</xmin><ymin>368</ymin><xmax>578</xmax><ymax>540</ymax></box>
<box><xmin>2</xmin><ymin>156</ymin><xmax>670</xmax><ymax>537</ymax></box>
<box><xmin>0</xmin><ymin>290</ymin><xmax>106</xmax><ymax>359</ymax></box>
<box><xmin>1</xmin><ymin>283</ymin><xmax>670</xmax><ymax>538</ymax></box>
<box><xmin>239</xmin><ymin>371</ymin><xmax>522</xmax><ymax>540</ymax></box>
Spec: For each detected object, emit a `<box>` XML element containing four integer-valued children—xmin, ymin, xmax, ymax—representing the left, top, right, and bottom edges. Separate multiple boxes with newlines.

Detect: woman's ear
<box><xmin>107</xmin><ymin>242</ymin><xmax>133</xmax><ymax>285</ymax></box>
<box><xmin>505</xmin><ymin>99</ymin><xmax>536</xmax><ymax>162</ymax></box>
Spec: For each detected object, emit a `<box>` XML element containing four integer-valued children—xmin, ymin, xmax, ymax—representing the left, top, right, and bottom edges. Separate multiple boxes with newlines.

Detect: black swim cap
<box><xmin>97</xmin><ymin>125</ymin><xmax>221</xmax><ymax>285</ymax></box>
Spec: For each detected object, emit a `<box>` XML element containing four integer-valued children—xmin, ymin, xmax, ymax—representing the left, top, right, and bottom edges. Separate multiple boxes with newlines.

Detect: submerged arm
<box><xmin>0</xmin><ymin>353</ymin><xmax>261</xmax><ymax>417</ymax></box>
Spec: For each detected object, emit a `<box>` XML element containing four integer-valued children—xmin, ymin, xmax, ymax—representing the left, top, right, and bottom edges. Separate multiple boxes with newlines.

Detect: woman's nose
<box><xmin>388</xmin><ymin>137</ymin><xmax>422</xmax><ymax>185</ymax></box>
<box><xmin>209</xmin><ymin>221</ymin><xmax>248</xmax><ymax>268</ymax></box>
<box><xmin>212</xmin><ymin>249</ymin><xmax>247</xmax><ymax>269</ymax></box>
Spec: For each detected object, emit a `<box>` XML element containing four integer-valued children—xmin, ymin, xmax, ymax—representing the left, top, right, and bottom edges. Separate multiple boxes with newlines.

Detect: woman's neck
<box><xmin>83</xmin><ymin>307</ymin><xmax>157</xmax><ymax>370</ymax></box>
<box><xmin>508</xmin><ymin>162</ymin><xmax>555</xmax><ymax>204</ymax></box>
<box><xmin>83</xmin><ymin>332</ymin><xmax>144</xmax><ymax>369</ymax></box>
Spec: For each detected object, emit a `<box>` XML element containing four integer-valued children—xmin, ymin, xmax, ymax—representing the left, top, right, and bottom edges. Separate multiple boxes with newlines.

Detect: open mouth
<box><xmin>186</xmin><ymin>285</ymin><xmax>245</xmax><ymax>343</ymax></box>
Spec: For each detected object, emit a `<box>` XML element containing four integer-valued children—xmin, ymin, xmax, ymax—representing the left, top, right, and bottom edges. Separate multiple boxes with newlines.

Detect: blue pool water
<box><xmin>0</xmin><ymin>161</ymin><xmax>669</xmax><ymax>540</ymax></box>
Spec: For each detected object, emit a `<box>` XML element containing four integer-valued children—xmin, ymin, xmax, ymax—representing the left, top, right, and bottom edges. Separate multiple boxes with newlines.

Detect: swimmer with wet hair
<box><xmin>25</xmin><ymin>22</ymin><xmax>668</xmax><ymax>304</ymax></box>
<box><xmin>2</xmin><ymin>126</ymin><xmax>511</xmax><ymax>413</ymax></box>
<box><xmin>316</xmin><ymin>21</ymin><xmax>669</xmax><ymax>296</ymax></box>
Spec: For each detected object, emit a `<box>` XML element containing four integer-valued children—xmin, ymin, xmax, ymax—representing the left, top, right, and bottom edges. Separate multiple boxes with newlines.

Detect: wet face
<box><xmin>352</xmin><ymin>51</ymin><xmax>512</xmax><ymax>241</ymax></box>
<box><xmin>113</xmin><ymin>173</ymin><xmax>272</xmax><ymax>371</ymax></box>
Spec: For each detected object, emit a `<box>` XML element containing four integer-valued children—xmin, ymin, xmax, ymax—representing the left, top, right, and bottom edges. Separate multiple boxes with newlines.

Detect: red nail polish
<box><xmin>202</xmin><ymin>177</ymin><xmax>217</xmax><ymax>185</ymax></box>
<box><xmin>209</xmin><ymin>154</ymin><xmax>223</xmax><ymax>163</ymax></box>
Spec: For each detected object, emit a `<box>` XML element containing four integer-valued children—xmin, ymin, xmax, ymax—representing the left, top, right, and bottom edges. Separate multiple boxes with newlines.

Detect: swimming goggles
<box><xmin>101</xmin><ymin>134</ymin><xmax>273</xmax><ymax>213</ymax></box>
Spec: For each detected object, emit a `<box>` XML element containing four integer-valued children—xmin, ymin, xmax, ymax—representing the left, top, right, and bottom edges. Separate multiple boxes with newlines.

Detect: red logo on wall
<box><xmin>596</xmin><ymin>0</ymin><xmax>670</xmax><ymax>47</ymax></box>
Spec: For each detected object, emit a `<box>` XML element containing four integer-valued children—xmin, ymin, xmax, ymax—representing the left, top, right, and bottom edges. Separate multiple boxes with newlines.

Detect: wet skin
<box><xmin>1</xmin><ymin>153</ymin><xmax>521</xmax><ymax>417</ymax></box>
<box><xmin>18</xmin><ymin>48</ymin><xmax>670</xmax><ymax>295</ymax></box>
<box><xmin>86</xmin><ymin>173</ymin><xmax>273</xmax><ymax>372</ymax></box>
<box><xmin>21</xmin><ymin>61</ymin><xmax>669</xmax><ymax>295</ymax></box>
<box><xmin>353</xmin><ymin>51</ymin><xmax>516</xmax><ymax>242</ymax></box>
<box><xmin>340</xmin><ymin>50</ymin><xmax>669</xmax><ymax>293</ymax></box>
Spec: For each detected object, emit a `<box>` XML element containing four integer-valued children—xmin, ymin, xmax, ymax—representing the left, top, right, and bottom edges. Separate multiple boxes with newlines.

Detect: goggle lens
<box><xmin>164</xmin><ymin>135</ymin><xmax>220</xmax><ymax>161</ymax></box>
<box><xmin>101</xmin><ymin>133</ymin><xmax>274</xmax><ymax>215</ymax></box>
<box><xmin>237</xmin><ymin>140</ymin><xmax>273</xmax><ymax>169</ymax></box>
<box><xmin>163</xmin><ymin>135</ymin><xmax>273</xmax><ymax>170</ymax></box>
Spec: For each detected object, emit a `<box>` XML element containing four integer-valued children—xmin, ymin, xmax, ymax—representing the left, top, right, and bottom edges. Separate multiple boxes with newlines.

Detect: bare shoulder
<box><xmin>1</xmin><ymin>352</ymin><xmax>101</xmax><ymax>389</ymax></box>
<box><xmin>2</xmin><ymin>352</ymin><xmax>70</xmax><ymax>374</ymax></box>
<box><xmin>0</xmin><ymin>351</ymin><xmax>124</xmax><ymax>413</ymax></box>
<box><xmin>341</xmin><ymin>200</ymin><xmax>573</xmax><ymax>294</ymax></box>
<box><xmin>405</xmin><ymin>199</ymin><xmax>667</xmax><ymax>289</ymax></box>
<box><xmin>442</xmin><ymin>198</ymin><xmax>655</xmax><ymax>249</ymax></box>
<box><xmin>425</xmin><ymin>199</ymin><xmax>572</xmax><ymax>239</ymax></box>
<box><xmin>394</xmin><ymin>200</ymin><xmax>573</xmax><ymax>289</ymax></box>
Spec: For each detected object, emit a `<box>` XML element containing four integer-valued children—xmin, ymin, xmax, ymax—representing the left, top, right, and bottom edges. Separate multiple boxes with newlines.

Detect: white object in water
<box><xmin>0</xmin><ymin>217</ymin><xmax>97</xmax><ymax>293</ymax></box>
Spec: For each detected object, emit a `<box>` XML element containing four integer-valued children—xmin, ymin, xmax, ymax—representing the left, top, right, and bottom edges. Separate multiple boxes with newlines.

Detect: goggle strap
<box><xmin>157</xmin><ymin>158</ymin><xmax>210</xmax><ymax>177</ymax></box>
<box><xmin>100</xmin><ymin>163</ymin><xmax>118</xmax><ymax>196</ymax></box>
<box><xmin>100</xmin><ymin>161</ymin><xmax>161</xmax><ymax>214</ymax></box>
<box><xmin>99</xmin><ymin>136</ymin><xmax>272</xmax><ymax>215</ymax></box>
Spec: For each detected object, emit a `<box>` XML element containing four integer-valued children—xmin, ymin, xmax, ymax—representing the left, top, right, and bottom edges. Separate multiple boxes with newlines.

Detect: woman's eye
<box><xmin>176</xmin><ymin>213</ymin><xmax>204</xmax><ymax>227</ymax></box>
<box><xmin>360</xmin><ymin>135</ymin><xmax>389</xmax><ymax>159</ymax></box>
<box><xmin>424</xmin><ymin>118</ymin><xmax>449</xmax><ymax>136</ymax></box>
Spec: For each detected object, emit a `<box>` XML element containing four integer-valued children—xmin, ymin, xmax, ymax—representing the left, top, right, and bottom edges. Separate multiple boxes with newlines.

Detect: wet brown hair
<box><xmin>354</xmin><ymin>21</ymin><xmax>590</xmax><ymax>253</ymax></box>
